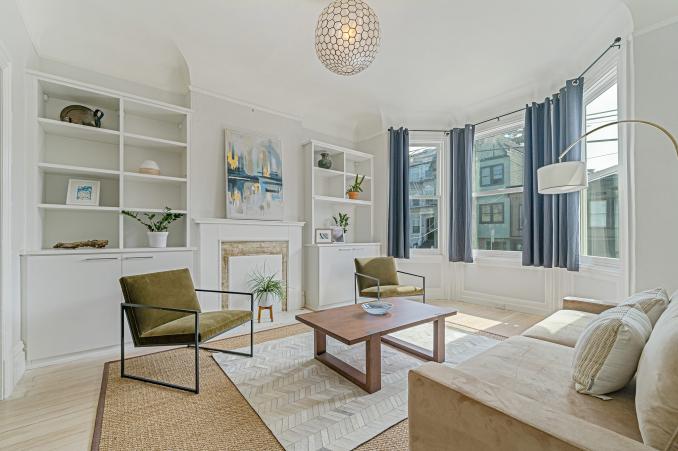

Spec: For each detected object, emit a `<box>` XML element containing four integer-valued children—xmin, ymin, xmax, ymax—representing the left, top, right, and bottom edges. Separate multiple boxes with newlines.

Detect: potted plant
<box><xmin>346</xmin><ymin>174</ymin><xmax>366</xmax><ymax>200</ymax></box>
<box><xmin>332</xmin><ymin>212</ymin><xmax>350</xmax><ymax>242</ymax></box>
<box><xmin>122</xmin><ymin>207</ymin><xmax>184</xmax><ymax>248</ymax></box>
<box><xmin>248</xmin><ymin>267</ymin><xmax>286</xmax><ymax>308</ymax></box>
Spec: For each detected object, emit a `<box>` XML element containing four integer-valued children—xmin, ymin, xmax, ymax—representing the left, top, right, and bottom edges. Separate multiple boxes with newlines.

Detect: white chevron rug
<box><xmin>213</xmin><ymin>323</ymin><xmax>499</xmax><ymax>451</ymax></box>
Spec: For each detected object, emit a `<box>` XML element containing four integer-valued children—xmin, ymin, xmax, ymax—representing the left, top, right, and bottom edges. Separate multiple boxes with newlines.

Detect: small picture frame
<box><xmin>331</xmin><ymin>227</ymin><xmax>345</xmax><ymax>243</ymax></box>
<box><xmin>66</xmin><ymin>179</ymin><xmax>100</xmax><ymax>206</ymax></box>
<box><xmin>315</xmin><ymin>228</ymin><xmax>332</xmax><ymax>244</ymax></box>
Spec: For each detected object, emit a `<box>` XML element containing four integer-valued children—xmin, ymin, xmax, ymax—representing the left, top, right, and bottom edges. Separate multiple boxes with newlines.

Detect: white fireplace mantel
<box><xmin>194</xmin><ymin>218</ymin><xmax>305</xmax><ymax>312</ymax></box>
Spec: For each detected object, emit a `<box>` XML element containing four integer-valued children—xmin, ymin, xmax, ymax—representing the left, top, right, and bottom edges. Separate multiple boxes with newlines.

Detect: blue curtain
<box><xmin>388</xmin><ymin>127</ymin><xmax>410</xmax><ymax>259</ymax></box>
<box><xmin>522</xmin><ymin>78</ymin><xmax>584</xmax><ymax>271</ymax></box>
<box><xmin>449</xmin><ymin>125</ymin><xmax>474</xmax><ymax>262</ymax></box>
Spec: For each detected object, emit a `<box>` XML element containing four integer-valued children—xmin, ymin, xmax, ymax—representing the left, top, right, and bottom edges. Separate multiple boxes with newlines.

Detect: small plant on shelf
<box><xmin>332</xmin><ymin>212</ymin><xmax>350</xmax><ymax>234</ymax></box>
<box><xmin>121</xmin><ymin>207</ymin><xmax>184</xmax><ymax>248</ymax></box>
<box><xmin>346</xmin><ymin>174</ymin><xmax>366</xmax><ymax>200</ymax></box>
<box><xmin>248</xmin><ymin>266</ymin><xmax>286</xmax><ymax>309</ymax></box>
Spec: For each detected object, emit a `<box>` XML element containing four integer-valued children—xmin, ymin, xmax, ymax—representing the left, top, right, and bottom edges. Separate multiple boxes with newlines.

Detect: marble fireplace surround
<box><xmin>194</xmin><ymin>218</ymin><xmax>305</xmax><ymax>313</ymax></box>
<box><xmin>221</xmin><ymin>241</ymin><xmax>288</xmax><ymax>310</ymax></box>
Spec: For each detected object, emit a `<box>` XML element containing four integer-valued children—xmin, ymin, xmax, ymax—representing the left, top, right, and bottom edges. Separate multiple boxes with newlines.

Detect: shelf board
<box><xmin>345</xmin><ymin>172</ymin><xmax>372</xmax><ymax>180</ymax></box>
<box><xmin>313</xmin><ymin>195</ymin><xmax>372</xmax><ymax>206</ymax></box>
<box><xmin>38</xmin><ymin>118</ymin><xmax>120</xmax><ymax>144</ymax></box>
<box><xmin>314</xmin><ymin>167</ymin><xmax>345</xmax><ymax>178</ymax></box>
<box><xmin>21</xmin><ymin>246</ymin><xmax>196</xmax><ymax>256</ymax></box>
<box><xmin>123</xmin><ymin>171</ymin><xmax>187</xmax><ymax>184</ymax></box>
<box><xmin>38</xmin><ymin>203</ymin><xmax>119</xmax><ymax>212</ymax></box>
<box><xmin>38</xmin><ymin>162</ymin><xmax>120</xmax><ymax>179</ymax></box>
<box><xmin>124</xmin><ymin>132</ymin><xmax>187</xmax><ymax>149</ymax></box>
<box><xmin>122</xmin><ymin>207</ymin><xmax>187</xmax><ymax>214</ymax></box>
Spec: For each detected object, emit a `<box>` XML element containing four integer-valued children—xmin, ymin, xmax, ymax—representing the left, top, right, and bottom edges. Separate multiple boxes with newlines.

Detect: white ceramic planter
<box><xmin>147</xmin><ymin>231</ymin><xmax>169</xmax><ymax>248</ymax></box>
<box><xmin>258</xmin><ymin>293</ymin><xmax>276</xmax><ymax>307</ymax></box>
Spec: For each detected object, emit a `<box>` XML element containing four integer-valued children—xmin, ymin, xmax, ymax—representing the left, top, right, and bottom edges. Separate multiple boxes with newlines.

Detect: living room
<box><xmin>0</xmin><ymin>0</ymin><xmax>677</xmax><ymax>450</ymax></box>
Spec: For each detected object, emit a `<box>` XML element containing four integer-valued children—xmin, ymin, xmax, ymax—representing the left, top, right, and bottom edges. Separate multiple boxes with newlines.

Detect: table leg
<box><xmin>314</xmin><ymin>329</ymin><xmax>327</xmax><ymax>356</ymax></box>
<box><xmin>432</xmin><ymin>318</ymin><xmax>445</xmax><ymax>363</ymax></box>
<box><xmin>365</xmin><ymin>335</ymin><xmax>381</xmax><ymax>393</ymax></box>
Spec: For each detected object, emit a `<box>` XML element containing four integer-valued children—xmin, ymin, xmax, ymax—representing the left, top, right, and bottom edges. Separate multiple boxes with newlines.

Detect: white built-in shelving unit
<box><xmin>303</xmin><ymin>140</ymin><xmax>375</xmax><ymax>244</ymax></box>
<box><xmin>26</xmin><ymin>72</ymin><xmax>192</xmax><ymax>251</ymax></box>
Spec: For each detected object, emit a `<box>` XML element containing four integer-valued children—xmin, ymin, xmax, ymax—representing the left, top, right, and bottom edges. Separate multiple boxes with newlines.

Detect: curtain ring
<box><xmin>572</xmin><ymin>79</ymin><xmax>580</xmax><ymax>86</ymax></box>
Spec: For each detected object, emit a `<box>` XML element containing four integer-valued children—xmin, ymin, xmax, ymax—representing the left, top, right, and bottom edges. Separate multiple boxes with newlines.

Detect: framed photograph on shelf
<box><xmin>315</xmin><ymin>228</ymin><xmax>332</xmax><ymax>244</ymax></box>
<box><xmin>331</xmin><ymin>227</ymin><xmax>345</xmax><ymax>243</ymax></box>
<box><xmin>66</xmin><ymin>179</ymin><xmax>100</xmax><ymax>206</ymax></box>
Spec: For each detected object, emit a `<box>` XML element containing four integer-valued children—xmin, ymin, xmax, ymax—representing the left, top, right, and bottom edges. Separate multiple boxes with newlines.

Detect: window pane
<box><xmin>409</xmin><ymin>145</ymin><xmax>438</xmax><ymax>196</ymax></box>
<box><xmin>409</xmin><ymin>198</ymin><xmax>438</xmax><ymax>249</ymax></box>
<box><xmin>474</xmin><ymin>127</ymin><xmax>524</xmax><ymax>193</ymax></box>
<box><xmin>582</xmin><ymin>82</ymin><xmax>619</xmax><ymax>258</ymax></box>
<box><xmin>473</xmin><ymin>194</ymin><xmax>523</xmax><ymax>251</ymax></box>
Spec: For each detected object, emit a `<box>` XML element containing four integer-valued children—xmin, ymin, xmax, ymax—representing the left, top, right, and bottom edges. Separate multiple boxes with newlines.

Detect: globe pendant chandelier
<box><xmin>315</xmin><ymin>0</ymin><xmax>381</xmax><ymax>76</ymax></box>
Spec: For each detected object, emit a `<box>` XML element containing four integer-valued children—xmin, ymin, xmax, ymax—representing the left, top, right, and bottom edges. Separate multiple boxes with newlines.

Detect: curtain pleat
<box><xmin>387</xmin><ymin>127</ymin><xmax>410</xmax><ymax>259</ymax></box>
<box><xmin>449</xmin><ymin>125</ymin><xmax>474</xmax><ymax>263</ymax></box>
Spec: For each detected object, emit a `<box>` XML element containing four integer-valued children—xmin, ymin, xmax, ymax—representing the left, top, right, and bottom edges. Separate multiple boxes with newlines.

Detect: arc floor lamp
<box><xmin>538</xmin><ymin>120</ymin><xmax>678</xmax><ymax>194</ymax></box>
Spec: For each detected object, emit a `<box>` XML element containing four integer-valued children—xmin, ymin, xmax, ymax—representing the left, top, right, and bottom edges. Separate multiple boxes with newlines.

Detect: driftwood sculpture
<box><xmin>53</xmin><ymin>240</ymin><xmax>109</xmax><ymax>249</ymax></box>
<box><xmin>60</xmin><ymin>105</ymin><xmax>104</xmax><ymax>128</ymax></box>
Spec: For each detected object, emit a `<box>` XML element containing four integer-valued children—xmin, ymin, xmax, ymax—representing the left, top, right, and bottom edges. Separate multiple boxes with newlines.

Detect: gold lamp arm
<box><xmin>558</xmin><ymin>119</ymin><xmax>678</xmax><ymax>161</ymax></box>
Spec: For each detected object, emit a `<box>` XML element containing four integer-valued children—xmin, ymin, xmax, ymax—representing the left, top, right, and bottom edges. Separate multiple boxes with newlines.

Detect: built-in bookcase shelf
<box><xmin>28</xmin><ymin>72</ymin><xmax>192</xmax><ymax>251</ymax></box>
<box><xmin>304</xmin><ymin>140</ymin><xmax>374</xmax><ymax>245</ymax></box>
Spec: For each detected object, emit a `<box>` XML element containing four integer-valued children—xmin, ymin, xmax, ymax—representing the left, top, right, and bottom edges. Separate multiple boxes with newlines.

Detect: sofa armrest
<box><xmin>409</xmin><ymin>363</ymin><xmax>651</xmax><ymax>451</ymax></box>
<box><xmin>562</xmin><ymin>296</ymin><xmax>617</xmax><ymax>314</ymax></box>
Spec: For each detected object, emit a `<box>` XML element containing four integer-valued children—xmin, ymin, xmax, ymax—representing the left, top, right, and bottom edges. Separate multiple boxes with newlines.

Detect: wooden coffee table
<box><xmin>295</xmin><ymin>299</ymin><xmax>457</xmax><ymax>393</ymax></box>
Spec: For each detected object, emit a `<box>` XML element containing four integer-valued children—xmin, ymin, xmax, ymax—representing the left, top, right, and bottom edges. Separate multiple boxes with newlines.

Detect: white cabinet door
<box><xmin>25</xmin><ymin>254</ymin><xmax>122</xmax><ymax>362</ymax></box>
<box><xmin>317</xmin><ymin>245</ymin><xmax>380</xmax><ymax>307</ymax></box>
<box><xmin>121</xmin><ymin>251</ymin><xmax>193</xmax><ymax>277</ymax></box>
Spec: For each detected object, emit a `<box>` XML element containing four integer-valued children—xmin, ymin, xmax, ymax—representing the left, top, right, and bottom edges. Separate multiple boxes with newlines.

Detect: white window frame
<box><xmin>472</xmin><ymin>118</ymin><xmax>524</xmax><ymax>259</ymax></box>
<box><xmin>409</xmin><ymin>135</ymin><xmax>445</xmax><ymax>255</ymax></box>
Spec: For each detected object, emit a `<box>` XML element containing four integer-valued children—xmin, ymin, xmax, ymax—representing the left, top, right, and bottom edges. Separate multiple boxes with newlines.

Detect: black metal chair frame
<box><xmin>354</xmin><ymin>270</ymin><xmax>426</xmax><ymax>304</ymax></box>
<box><xmin>120</xmin><ymin>288</ymin><xmax>254</xmax><ymax>394</ymax></box>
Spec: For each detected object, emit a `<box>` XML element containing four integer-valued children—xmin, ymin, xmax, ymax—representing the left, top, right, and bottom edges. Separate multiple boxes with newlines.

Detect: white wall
<box><xmin>631</xmin><ymin>21</ymin><xmax>678</xmax><ymax>294</ymax></box>
<box><xmin>0</xmin><ymin>0</ymin><xmax>39</xmax><ymax>397</ymax></box>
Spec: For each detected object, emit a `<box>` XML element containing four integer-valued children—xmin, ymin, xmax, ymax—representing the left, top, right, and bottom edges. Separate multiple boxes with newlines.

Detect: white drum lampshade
<box><xmin>537</xmin><ymin>161</ymin><xmax>587</xmax><ymax>194</ymax></box>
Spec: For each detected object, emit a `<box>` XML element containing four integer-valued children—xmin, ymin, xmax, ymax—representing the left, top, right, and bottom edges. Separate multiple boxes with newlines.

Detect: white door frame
<box><xmin>0</xmin><ymin>41</ymin><xmax>13</xmax><ymax>399</ymax></box>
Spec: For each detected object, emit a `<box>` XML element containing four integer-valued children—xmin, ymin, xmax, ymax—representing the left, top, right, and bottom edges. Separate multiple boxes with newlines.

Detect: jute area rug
<box><xmin>93</xmin><ymin>321</ymin><xmax>505</xmax><ymax>451</ymax></box>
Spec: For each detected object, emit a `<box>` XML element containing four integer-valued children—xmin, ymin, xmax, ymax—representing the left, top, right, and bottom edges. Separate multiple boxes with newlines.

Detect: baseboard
<box><xmin>10</xmin><ymin>341</ymin><xmax>25</xmax><ymax>395</ymax></box>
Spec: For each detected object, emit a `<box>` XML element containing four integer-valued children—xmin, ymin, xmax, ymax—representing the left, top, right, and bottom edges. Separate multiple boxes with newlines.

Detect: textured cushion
<box><xmin>522</xmin><ymin>309</ymin><xmax>597</xmax><ymax>348</ymax></box>
<box><xmin>360</xmin><ymin>285</ymin><xmax>424</xmax><ymax>298</ymax></box>
<box><xmin>620</xmin><ymin>287</ymin><xmax>670</xmax><ymax>326</ymax></box>
<box><xmin>456</xmin><ymin>336</ymin><xmax>642</xmax><ymax>441</ymax></box>
<box><xmin>354</xmin><ymin>257</ymin><xmax>399</xmax><ymax>290</ymax></box>
<box><xmin>140</xmin><ymin>310</ymin><xmax>252</xmax><ymax>345</ymax></box>
<box><xmin>119</xmin><ymin>268</ymin><xmax>201</xmax><ymax>336</ymax></box>
<box><xmin>572</xmin><ymin>306</ymin><xmax>652</xmax><ymax>395</ymax></box>
<box><xmin>635</xmin><ymin>298</ymin><xmax>678</xmax><ymax>450</ymax></box>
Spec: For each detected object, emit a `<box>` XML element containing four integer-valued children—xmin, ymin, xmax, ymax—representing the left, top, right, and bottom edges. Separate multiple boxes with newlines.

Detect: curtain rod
<box><xmin>406</xmin><ymin>36</ymin><xmax>622</xmax><ymax>134</ymax></box>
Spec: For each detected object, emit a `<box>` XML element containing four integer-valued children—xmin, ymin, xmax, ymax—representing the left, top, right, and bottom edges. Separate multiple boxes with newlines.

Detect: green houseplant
<box><xmin>346</xmin><ymin>174</ymin><xmax>366</xmax><ymax>200</ymax></box>
<box><xmin>121</xmin><ymin>207</ymin><xmax>184</xmax><ymax>248</ymax></box>
<box><xmin>248</xmin><ymin>267</ymin><xmax>286</xmax><ymax>308</ymax></box>
<box><xmin>332</xmin><ymin>212</ymin><xmax>350</xmax><ymax>239</ymax></box>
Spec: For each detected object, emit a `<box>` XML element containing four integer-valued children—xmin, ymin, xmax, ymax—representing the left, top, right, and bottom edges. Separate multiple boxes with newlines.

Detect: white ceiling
<box><xmin>17</xmin><ymin>0</ymin><xmax>664</xmax><ymax>140</ymax></box>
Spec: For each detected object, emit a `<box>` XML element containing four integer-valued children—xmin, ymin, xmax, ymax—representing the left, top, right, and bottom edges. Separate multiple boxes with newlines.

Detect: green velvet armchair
<box><xmin>119</xmin><ymin>268</ymin><xmax>253</xmax><ymax>394</ymax></box>
<box><xmin>354</xmin><ymin>257</ymin><xmax>425</xmax><ymax>304</ymax></box>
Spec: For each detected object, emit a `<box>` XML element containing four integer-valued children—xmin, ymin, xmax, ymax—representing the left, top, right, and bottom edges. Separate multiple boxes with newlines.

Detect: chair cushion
<box><xmin>572</xmin><ymin>306</ymin><xmax>652</xmax><ymax>396</ymax></box>
<box><xmin>635</xmin><ymin>297</ymin><xmax>678</xmax><ymax>450</ymax></box>
<box><xmin>456</xmin><ymin>335</ymin><xmax>642</xmax><ymax>442</ymax></box>
<box><xmin>522</xmin><ymin>309</ymin><xmax>597</xmax><ymax>348</ymax></box>
<box><xmin>139</xmin><ymin>310</ymin><xmax>252</xmax><ymax>345</ymax></box>
<box><xmin>354</xmin><ymin>257</ymin><xmax>400</xmax><ymax>290</ymax></box>
<box><xmin>120</xmin><ymin>268</ymin><xmax>201</xmax><ymax>335</ymax></box>
<box><xmin>360</xmin><ymin>285</ymin><xmax>424</xmax><ymax>298</ymax></box>
<box><xmin>620</xmin><ymin>287</ymin><xmax>670</xmax><ymax>326</ymax></box>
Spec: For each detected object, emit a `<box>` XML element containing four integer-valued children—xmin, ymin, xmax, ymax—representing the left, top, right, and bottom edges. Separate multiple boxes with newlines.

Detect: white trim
<box><xmin>189</xmin><ymin>85</ymin><xmax>301</xmax><ymax>122</ymax></box>
<box><xmin>633</xmin><ymin>15</ymin><xmax>678</xmax><ymax>37</ymax></box>
<box><xmin>193</xmin><ymin>218</ymin><xmax>305</xmax><ymax>227</ymax></box>
<box><xmin>0</xmin><ymin>40</ymin><xmax>13</xmax><ymax>399</ymax></box>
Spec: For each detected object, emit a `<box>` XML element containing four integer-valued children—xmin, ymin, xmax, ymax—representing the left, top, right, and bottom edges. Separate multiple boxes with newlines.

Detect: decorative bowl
<box><xmin>361</xmin><ymin>301</ymin><xmax>393</xmax><ymax>315</ymax></box>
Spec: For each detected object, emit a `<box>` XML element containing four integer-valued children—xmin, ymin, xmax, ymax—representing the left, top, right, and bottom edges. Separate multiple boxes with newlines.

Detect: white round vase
<box><xmin>258</xmin><ymin>293</ymin><xmax>276</xmax><ymax>307</ymax></box>
<box><xmin>147</xmin><ymin>231</ymin><xmax>169</xmax><ymax>248</ymax></box>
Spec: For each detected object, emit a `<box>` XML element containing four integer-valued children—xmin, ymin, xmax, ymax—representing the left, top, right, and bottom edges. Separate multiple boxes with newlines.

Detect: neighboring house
<box><xmin>409</xmin><ymin>149</ymin><xmax>438</xmax><ymax>248</ymax></box>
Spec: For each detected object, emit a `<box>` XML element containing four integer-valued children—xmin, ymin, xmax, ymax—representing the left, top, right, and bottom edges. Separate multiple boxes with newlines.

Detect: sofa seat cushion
<box><xmin>522</xmin><ymin>309</ymin><xmax>597</xmax><ymax>347</ymax></box>
<box><xmin>139</xmin><ymin>310</ymin><xmax>252</xmax><ymax>345</ymax></box>
<box><xmin>360</xmin><ymin>285</ymin><xmax>424</xmax><ymax>298</ymax></box>
<box><xmin>456</xmin><ymin>335</ymin><xmax>642</xmax><ymax>442</ymax></box>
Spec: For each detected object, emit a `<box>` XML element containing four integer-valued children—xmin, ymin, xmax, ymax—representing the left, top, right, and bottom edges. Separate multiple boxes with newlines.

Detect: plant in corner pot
<box><xmin>248</xmin><ymin>267</ymin><xmax>286</xmax><ymax>308</ymax></box>
<box><xmin>346</xmin><ymin>174</ymin><xmax>365</xmax><ymax>200</ymax></box>
<box><xmin>121</xmin><ymin>207</ymin><xmax>184</xmax><ymax>248</ymax></box>
<box><xmin>332</xmin><ymin>212</ymin><xmax>350</xmax><ymax>234</ymax></box>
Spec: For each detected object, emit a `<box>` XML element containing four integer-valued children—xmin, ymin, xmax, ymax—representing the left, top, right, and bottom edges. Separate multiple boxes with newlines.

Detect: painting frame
<box><xmin>315</xmin><ymin>228</ymin><xmax>332</xmax><ymax>244</ymax></box>
<box><xmin>225</xmin><ymin>128</ymin><xmax>283</xmax><ymax>221</ymax></box>
<box><xmin>66</xmin><ymin>179</ymin><xmax>100</xmax><ymax>206</ymax></box>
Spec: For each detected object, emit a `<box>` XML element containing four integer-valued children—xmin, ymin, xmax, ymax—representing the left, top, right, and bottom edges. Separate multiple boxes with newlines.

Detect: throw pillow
<box><xmin>620</xmin><ymin>287</ymin><xmax>670</xmax><ymax>326</ymax></box>
<box><xmin>572</xmin><ymin>306</ymin><xmax>652</xmax><ymax>395</ymax></box>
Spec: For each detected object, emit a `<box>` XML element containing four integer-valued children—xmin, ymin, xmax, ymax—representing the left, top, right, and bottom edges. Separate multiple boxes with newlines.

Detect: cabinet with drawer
<box><xmin>304</xmin><ymin>243</ymin><xmax>381</xmax><ymax>309</ymax></box>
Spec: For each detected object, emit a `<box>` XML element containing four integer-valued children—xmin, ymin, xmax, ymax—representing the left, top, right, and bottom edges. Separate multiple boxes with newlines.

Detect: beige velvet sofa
<box><xmin>409</xmin><ymin>294</ymin><xmax>678</xmax><ymax>451</ymax></box>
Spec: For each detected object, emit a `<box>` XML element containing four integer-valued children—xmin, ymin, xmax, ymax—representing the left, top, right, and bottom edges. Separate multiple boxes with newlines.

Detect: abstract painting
<box><xmin>225</xmin><ymin>129</ymin><xmax>283</xmax><ymax>220</ymax></box>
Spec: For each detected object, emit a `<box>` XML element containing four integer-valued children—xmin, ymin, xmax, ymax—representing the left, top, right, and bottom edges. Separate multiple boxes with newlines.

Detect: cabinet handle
<box><xmin>338</xmin><ymin>248</ymin><xmax>361</xmax><ymax>252</ymax></box>
<box><xmin>83</xmin><ymin>257</ymin><xmax>120</xmax><ymax>262</ymax></box>
<box><xmin>124</xmin><ymin>256</ymin><xmax>154</xmax><ymax>260</ymax></box>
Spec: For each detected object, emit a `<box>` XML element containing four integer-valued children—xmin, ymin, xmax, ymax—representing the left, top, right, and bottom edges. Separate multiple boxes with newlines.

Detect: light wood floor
<box><xmin>0</xmin><ymin>300</ymin><xmax>543</xmax><ymax>450</ymax></box>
